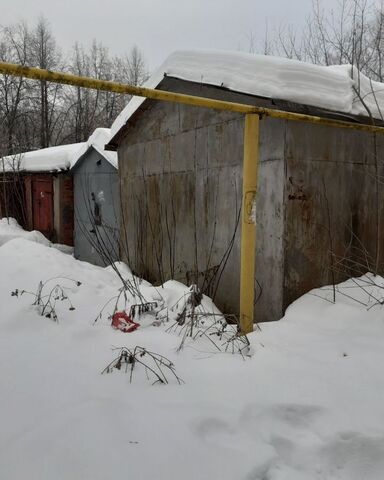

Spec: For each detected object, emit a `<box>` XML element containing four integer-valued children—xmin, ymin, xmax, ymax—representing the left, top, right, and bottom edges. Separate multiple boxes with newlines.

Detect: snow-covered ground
<box><xmin>0</xmin><ymin>217</ymin><xmax>50</xmax><ymax>247</ymax></box>
<box><xmin>1</xmin><ymin>222</ymin><xmax>384</xmax><ymax>479</ymax></box>
<box><xmin>0</xmin><ymin>217</ymin><xmax>73</xmax><ymax>253</ymax></box>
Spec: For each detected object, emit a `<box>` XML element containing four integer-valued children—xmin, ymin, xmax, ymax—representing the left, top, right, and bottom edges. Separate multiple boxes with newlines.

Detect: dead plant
<box><xmin>164</xmin><ymin>285</ymin><xmax>251</xmax><ymax>357</ymax></box>
<box><xmin>11</xmin><ymin>276</ymin><xmax>81</xmax><ymax>321</ymax></box>
<box><xmin>101</xmin><ymin>346</ymin><xmax>183</xmax><ymax>385</ymax></box>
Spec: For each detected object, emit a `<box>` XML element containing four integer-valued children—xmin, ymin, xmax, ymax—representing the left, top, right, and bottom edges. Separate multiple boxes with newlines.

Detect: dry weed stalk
<box><xmin>11</xmin><ymin>276</ymin><xmax>81</xmax><ymax>321</ymax></box>
<box><xmin>102</xmin><ymin>346</ymin><xmax>183</xmax><ymax>385</ymax></box>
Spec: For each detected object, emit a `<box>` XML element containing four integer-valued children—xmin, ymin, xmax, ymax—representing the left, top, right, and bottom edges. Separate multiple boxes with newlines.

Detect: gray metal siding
<box><xmin>118</xmin><ymin>79</ymin><xmax>285</xmax><ymax>321</ymax></box>
<box><xmin>117</xmin><ymin>77</ymin><xmax>384</xmax><ymax>322</ymax></box>
<box><xmin>73</xmin><ymin>148</ymin><xmax>120</xmax><ymax>266</ymax></box>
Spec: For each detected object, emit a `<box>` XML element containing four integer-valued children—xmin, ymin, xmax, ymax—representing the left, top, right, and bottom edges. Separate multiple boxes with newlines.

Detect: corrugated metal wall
<box><xmin>117</xmin><ymin>77</ymin><xmax>384</xmax><ymax>322</ymax></box>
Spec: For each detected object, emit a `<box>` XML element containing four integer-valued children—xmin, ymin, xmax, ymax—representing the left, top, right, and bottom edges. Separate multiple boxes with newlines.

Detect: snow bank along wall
<box><xmin>115</xmin><ymin>77</ymin><xmax>384</xmax><ymax>322</ymax></box>
<box><xmin>72</xmin><ymin>147</ymin><xmax>120</xmax><ymax>266</ymax></box>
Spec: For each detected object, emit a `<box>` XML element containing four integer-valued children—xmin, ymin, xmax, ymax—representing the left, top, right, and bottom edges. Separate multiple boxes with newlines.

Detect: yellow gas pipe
<box><xmin>1</xmin><ymin>61</ymin><xmax>384</xmax><ymax>334</ymax></box>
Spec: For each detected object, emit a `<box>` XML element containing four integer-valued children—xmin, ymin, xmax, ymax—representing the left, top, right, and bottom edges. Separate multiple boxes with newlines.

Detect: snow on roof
<box><xmin>0</xmin><ymin>142</ymin><xmax>85</xmax><ymax>173</ymax></box>
<box><xmin>1</xmin><ymin>128</ymin><xmax>117</xmax><ymax>173</ymax></box>
<box><xmin>71</xmin><ymin>128</ymin><xmax>118</xmax><ymax>169</ymax></box>
<box><xmin>110</xmin><ymin>50</ymin><xmax>384</xmax><ymax>141</ymax></box>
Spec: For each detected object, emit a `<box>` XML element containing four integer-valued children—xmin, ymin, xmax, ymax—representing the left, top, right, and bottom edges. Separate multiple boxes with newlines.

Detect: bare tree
<box><xmin>30</xmin><ymin>16</ymin><xmax>63</xmax><ymax>148</ymax></box>
<box><xmin>63</xmin><ymin>41</ymin><xmax>148</xmax><ymax>143</ymax></box>
<box><xmin>0</xmin><ymin>16</ymin><xmax>148</xmax><ymax>155</ymax></box>
<box><xmin>0</xmin><ymin>21</ymin><xmax>32</xmax><ymax>153</ymax></box>
<box><xmin>262</xmin><ymin>0</ymin><xmax>384</xmax><ymax>81</ymax></box>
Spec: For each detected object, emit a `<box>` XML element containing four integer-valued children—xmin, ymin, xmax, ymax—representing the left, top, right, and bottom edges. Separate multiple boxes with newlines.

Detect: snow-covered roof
<box><xmin>0</xmin><ymin>128</ymin><xmax>117</xmax><ymax>173</ymax></box>
<box><xmin>110</xmin><ymin>50</ymin><xmax>384</xmax><ymax>141</ymax></box>
<box><xmin>0</xmin><ymin>143</ymin><xmax>85</xmax><ymax>173</ymax></box>
<box><xmin>71</xmin><ymin>128</ymin><xmax>118</xmax><ymax>169</ymax></box>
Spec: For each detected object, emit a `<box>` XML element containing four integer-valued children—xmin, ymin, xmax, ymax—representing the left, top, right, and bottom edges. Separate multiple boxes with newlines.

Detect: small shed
<box><xmin>0</xmin><ymin>143</ymin><xmax>84</xmax><ymax>245</ymax></box>
<box><xmin>71</xmin><ymin>128</ymin><xmax>119</xmax><ymax>266</ymax></box>
<box><xmin>108</xmin><ymin>50</ymin><xmax>384</xmax><ymax>322</ymax></box>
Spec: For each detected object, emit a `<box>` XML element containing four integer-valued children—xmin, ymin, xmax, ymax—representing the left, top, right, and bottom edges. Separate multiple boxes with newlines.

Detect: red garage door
<box><xmin>32</xmin><ymin>176</ymin><xmax>54</xmax><ymax>240</ymax></box>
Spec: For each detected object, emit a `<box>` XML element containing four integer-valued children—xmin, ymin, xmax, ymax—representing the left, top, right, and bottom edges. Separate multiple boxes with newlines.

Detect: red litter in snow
<box><xmin>111</xmin><ymin>311</ymin><xmax>140</xmax><ymax>333</ymax></box>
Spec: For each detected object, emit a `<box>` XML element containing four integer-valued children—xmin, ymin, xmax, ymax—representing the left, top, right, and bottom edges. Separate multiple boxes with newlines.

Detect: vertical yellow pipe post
<box><xmin>240</xmin><ymin>114</ymin><xmax>260</xmax><ymax>334</ymax></box>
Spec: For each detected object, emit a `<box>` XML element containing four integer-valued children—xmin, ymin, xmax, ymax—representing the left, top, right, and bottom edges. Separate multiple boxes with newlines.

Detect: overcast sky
<box><xmin>0</xmin><ymin>0</ymin><xmax>335</xmax><ymax>71</ymax></box>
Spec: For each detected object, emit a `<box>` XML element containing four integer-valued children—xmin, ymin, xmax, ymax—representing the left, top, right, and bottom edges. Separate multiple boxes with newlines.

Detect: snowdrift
<box><xmin>1</xmin><ymin>234</ymin><xmax>384</xmax><ymax>479</ymax></box>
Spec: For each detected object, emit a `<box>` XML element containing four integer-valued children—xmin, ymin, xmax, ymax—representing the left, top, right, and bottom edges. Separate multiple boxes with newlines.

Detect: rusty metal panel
<box><xmin>118</xmin><ymin>79</ymin><xmax>286</xmax><ymax>321</ymax></box>
<box><xmin>283</xmin><ymin>121</ymin><xmax>384</xmax><ymax>309</ymax></box>
<box><xmin>118</xmin><ymin>77</ymin><xmax>384</xmax><ymax>322</ymax></box>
